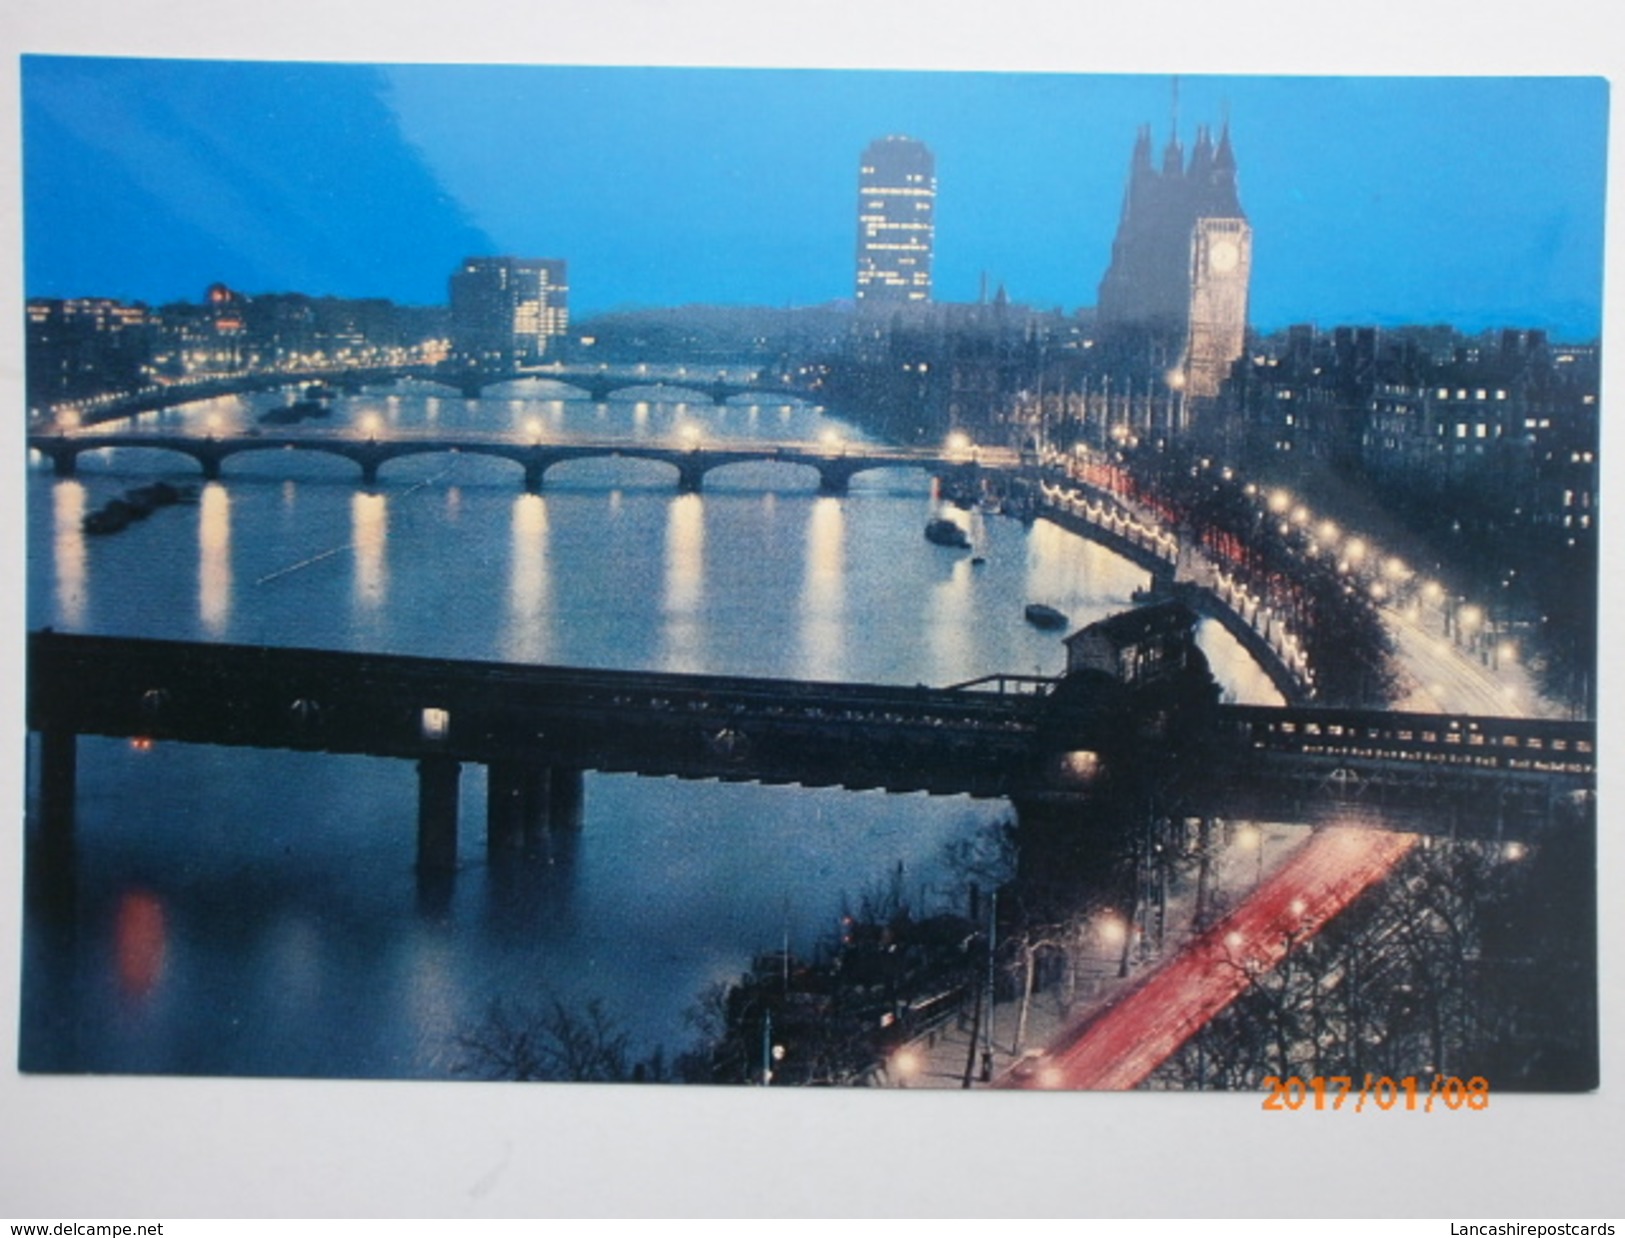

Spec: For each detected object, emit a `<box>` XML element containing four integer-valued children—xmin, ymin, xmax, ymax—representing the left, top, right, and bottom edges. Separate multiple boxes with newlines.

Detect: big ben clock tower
<box><xmin>1184</xmin><ymin>216</ymin><xmax>1252</xmax><ymax>399</ymax></box>
<box><xmin>1097</xmin><ymin>116</ymin><xmax>1252</xmax><ymax>410</ymax></box>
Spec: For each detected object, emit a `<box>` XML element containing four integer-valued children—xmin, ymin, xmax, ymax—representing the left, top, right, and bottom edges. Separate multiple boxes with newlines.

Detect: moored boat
<box><xmin>924</xmin><ymin>518</ymin><xmax>971</xmax><ymax>549</ymax></box>
<box><xmin>1024</xmin><ymin>603</ymin><xmax>1068</xmax><ymax>630</ymax></box>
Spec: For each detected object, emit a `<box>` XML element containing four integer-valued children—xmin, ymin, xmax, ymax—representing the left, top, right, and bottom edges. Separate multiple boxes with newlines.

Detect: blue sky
<box><xmin>21</xmin><ymin>58</ymin><xmax>1609</xmax><ymax>337</ymax></box>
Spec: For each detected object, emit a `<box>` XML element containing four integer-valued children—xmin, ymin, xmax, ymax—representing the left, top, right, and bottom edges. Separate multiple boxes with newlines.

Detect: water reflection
<box><xmin>351</xmin><ymin>491</ymin><xmax>389</xmax><ymax>612</ymax></box>
<box><xmin>114</xmin><ymin>889</ymin><xmax>167</xmax><ymax>1000</ymax></box>
<box><xmin>402</xmin><ymin>937</ymin><xmax>463</xmax><ymax>1075</ymax></box>
<box><xmin>263</xmin><ymin>914</ymin><xmax>324</xmax><ymax>1011</ymax></box>
<box><xmin>198</xmin><ymin>482</ymin><xmax>232</xmax><ymax>636</ymax></box>
<box><xmin>506</xmin><ymin>493</ymin><xmax>552</xmax><ymax>664</ymax></box>
<box><xmin>800</xmin><ymin>496</ymin><xmax>846</xmax><ymax>680</ymax></box>
<box><xmin>926</xmin><ymin>517</ymin><xmax>976</xmax><ymax>679</ymax></box>
<box><xmin>1026</xmin><ymin>518</ymin><xmax>1109</xmax><ymax>612</ymax></box>
<box><xmin>662</xmin><ymin>493</ymin><xmax>706</xmax><ymax>672</ymax></box>
<box><xmin>52</xmin><ymin>481</ymin><xmax>86</xmax><ymax>627</ymax></box>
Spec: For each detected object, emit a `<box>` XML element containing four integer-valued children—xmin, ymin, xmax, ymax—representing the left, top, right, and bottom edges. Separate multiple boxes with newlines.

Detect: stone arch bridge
<box><xmin>28</xmin><ymin>429</ymin><xmax>1011</xmax><ymax>496</ymax></box>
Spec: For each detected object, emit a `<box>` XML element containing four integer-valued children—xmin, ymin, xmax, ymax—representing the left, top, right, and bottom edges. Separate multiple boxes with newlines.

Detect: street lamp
<box><xmin>1236</xmin><ymin>823</ymin><xmax>1264</xmax><ymax>886</ymax></box>
<box><xmin>891</xmin><ymin>1046</ymin><xmax>922</xmax><ymax>1086</ymax></box>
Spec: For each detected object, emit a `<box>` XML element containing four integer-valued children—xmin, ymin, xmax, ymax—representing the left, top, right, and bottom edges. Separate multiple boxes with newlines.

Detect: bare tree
<box><xmin>455</xmin><ymin>996</ymin><xmax>644</xmax><ymax>1083</ymax></box>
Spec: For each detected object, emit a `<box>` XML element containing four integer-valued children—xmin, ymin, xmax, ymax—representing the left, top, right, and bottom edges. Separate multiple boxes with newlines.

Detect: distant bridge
<box><xmin>27</xmin><ymin>429</ymin><xmax>1012</xmax><ymax>494</ymax></box>
<box><xmin>44</xmin><ymin>362</ymin><xmax>816</xmax><ymax>428</ymax></box>
<box><xmin>27</xmin><ymin>631</ymin><xmax>1595</xmax><ymax>876</ymax></box>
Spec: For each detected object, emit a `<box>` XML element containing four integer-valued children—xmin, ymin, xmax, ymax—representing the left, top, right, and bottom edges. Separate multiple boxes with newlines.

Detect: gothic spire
<box><xmin>1210</xmin><ymin>116</ymin><xmax>1242</xmax><ymax>215</ymax></box>
<box><xmin>1189</xmin><ymin>124</ymin><xmax>1214</xmax><ymax>177</ymax></box>
<box><xmin>1214</xmin><ymin>115</ymin><xmax>1237</xmax><ymax>171</ymax></box>
<box><xmin>1162</xmin><ymin>74</ymin><xmax>1184</xmax><ymax>175</ymax></box>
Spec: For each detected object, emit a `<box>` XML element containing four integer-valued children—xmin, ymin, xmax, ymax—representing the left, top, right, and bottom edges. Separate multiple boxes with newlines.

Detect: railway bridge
<box><xmin>27</xmin><ymin>630</ymin><xmax>1595</xmax><ymax>877</ymax></box>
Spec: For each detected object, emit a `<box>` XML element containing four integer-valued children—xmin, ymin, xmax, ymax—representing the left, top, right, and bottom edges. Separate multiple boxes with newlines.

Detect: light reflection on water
<box><xmin>350</xmin><ymin>490</ymin><xmax>389</xmax><ymax>615</ymax></box>
<box><xmin>198</xmin><ymin>483</ymin><xmax>232</xmax><ymax>636</ymax></box>
<box><xmin>506</xmin><ymin>493</ymin><xmax>551</xmax><ymax>664</ymax></box>
<box><xmin>800</xmin><ymin>496</ymin><xmax>845</xmax><ymax>680</ymax></box>
<box><xmin>52</xmin><ymin>479</ymin><xmax>86</xmax><ymax>627</ymax></box>
<box><xmin>661</xmin><ymin>492</ymin><xmax>705</xmax><ymax>674</ymax></box>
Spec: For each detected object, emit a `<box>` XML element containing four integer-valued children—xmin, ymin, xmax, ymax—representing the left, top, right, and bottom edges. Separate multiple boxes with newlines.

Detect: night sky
<box><xmin>21</xmin><ymin>58</ymin><xmax>1609</xmax><ymax>337</ymax></box>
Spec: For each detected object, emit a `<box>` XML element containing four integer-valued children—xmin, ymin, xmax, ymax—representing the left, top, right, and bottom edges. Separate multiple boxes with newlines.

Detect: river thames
<box><xmin>21</xmin><ymin>379</ymin><xmax>1281</xmax><ymax>1079</ymax></box>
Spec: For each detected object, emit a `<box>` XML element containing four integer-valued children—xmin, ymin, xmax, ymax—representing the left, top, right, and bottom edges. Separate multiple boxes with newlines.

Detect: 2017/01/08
<box><xmin>1261</xmin><ymin>1074</ymin><xmax>1491</xmax><ymax>1111</ymax></box>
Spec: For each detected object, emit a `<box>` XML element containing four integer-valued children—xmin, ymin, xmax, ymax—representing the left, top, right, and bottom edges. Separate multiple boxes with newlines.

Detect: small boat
<box><xmin>260</xmin><ymin>398</ymin><xmax>331</xmax><ymax>426</ymax></box>
<box><xmin>1024</xmin><ymin>603</ymin><xmax>1069</xmax><ymax>630</ymax></box>
<box><xmin>924</xmin><ymin>518</ymin><xmax>971</xmax><ymax>549</ymax></box>
<box><xmin>81</xmin><ymin>481</ymin><xmax>198</xmax><ymax>535</ymax></box>
<box><xmin>82</xmin><ymin>501</ymin><xmax>133</xmax><ymax>535</ymax></box>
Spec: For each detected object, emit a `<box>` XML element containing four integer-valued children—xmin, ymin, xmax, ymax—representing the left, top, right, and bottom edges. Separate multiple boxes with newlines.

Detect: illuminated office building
<box><xmin>854</xmin><ymin>136</ymin><xmax>936</xmax><ymax>308</ymax></box>
<box><xmin>449</xmin><ymin>256</ymin><xmax>569</xmax><ymax>367</ymax></box>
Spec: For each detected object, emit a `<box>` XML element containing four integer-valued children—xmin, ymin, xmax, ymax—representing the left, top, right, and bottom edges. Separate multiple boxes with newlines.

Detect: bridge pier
<box><xmin>549</xmin><ymin>767</ymin><xmax>585</xmax><ymax>830</ymax></box>
<box><xmin>200</xmin><ymin>456</ymin><xmax>222</xmax><ymax>482</ymax></box>
<box><xmin>818</xmin><ymin>471</ymin><xmax>851</xmax><ymax>496</ymax></box>
<box><xmin>49</xmin><ymin>450</ymin><xmax>77</xmax><ymax>478</ymax></box>
<box><xmin>676</xmin><ymin>461</ymin><xmax>705</xmax><ymax>493</ymax></box>
<box><xmin>35</xmin><ymin>729</ymin><xmax>78</xmax><ymax>876</ymax></box>
<box><xmin>416</xmin><ymin>756</ymin><xmax>462</xmax><ymax>872</ymax></box>
<box><xmin>486</xmin><ymin>763</ymin><xmax>584</xmax><ymax>855</ymax></box>
<box><xmin>361</xmin><ymin>461</ymin><xmax>380</xmax><ymax>487</ymax></box>
<box><xmin>486</xmin><ymin>761</ymin><xmax>546</xmax><ymax>853</ymax></box>
<box><xmin>523</xmin><ymin>463</ymin><xmax>544</xmax><ymax>493</ymax></box>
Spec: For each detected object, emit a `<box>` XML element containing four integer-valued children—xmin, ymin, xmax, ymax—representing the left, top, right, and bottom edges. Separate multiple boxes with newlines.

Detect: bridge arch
<box><xmin>843</xmin><ymin>460</ymin><xmax>940</xmax><ymax>488</ymax></box>
<box><xmin>717</xmin><ymin>390</ymin><xmax>814</xmax><ymax>407</ymax></box>
<box><xmin>538</xmin><ymin>450</ymin><xmax>687</xmax><ymax>491</ymax></box>
<box><xmin>212</xmin><ymin>441</ymin><xmax>366</xmax><ymax>482</ymax></box>
<box><xmin>39</xmin><ymin>440</ymin><xmax>209</xmax><ymax>477</ymax></box>
<box><xmin>701</xmin><ymin>457</ymin><xmax>825</xmax><ymax>492</ymax></box>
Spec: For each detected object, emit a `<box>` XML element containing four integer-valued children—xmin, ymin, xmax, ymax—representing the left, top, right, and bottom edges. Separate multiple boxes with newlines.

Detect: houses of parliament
<box><xmin>1096</xmin><ymin>118</ymin><xmax>1253</xmax><ymax>401</ymax></box>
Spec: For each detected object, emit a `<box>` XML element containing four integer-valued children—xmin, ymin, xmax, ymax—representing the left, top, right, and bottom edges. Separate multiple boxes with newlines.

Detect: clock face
<box><xmin>1209</xmin><ymin>238</ymin><xmax>1240</xmax><ymax>274</ymax></box>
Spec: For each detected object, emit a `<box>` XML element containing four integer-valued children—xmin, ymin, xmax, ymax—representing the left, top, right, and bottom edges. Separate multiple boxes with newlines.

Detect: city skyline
<box><xmin>21</xmin><ymin>59</ymin><xmax>1609</xmax><ymax>339</ymax></box>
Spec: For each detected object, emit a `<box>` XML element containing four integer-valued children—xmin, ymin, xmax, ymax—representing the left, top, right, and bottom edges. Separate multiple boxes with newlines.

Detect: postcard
<box><xmin>17</xmin><ymin>60</ymin><xmax>1604</xmax><ymax>1110</ymax></box>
